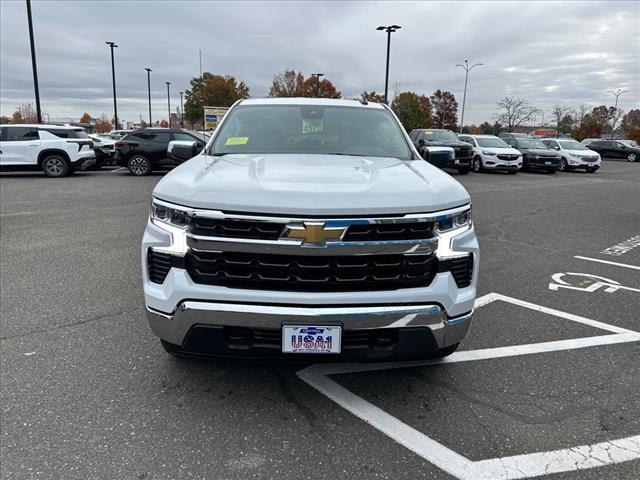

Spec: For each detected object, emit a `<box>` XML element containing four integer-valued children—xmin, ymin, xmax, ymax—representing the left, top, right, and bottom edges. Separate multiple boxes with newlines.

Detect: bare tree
<box><xmin>574</xmin><ymin>104</ymin><xmax>590</xmax><ymax>125</ymax></box>
<box><xmin>551</xmin><ymin>105</ymin><xmax>573</xmax><ymax>135</ymax></box>
<box><xmin>495</xmin><ymin>97</ymin><xmax>534</xmax><ymax>131</ymax></box>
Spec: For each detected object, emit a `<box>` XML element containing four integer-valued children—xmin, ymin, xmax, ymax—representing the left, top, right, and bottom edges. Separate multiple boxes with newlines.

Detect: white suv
<box><xmin>0</xmin><ymin>124</ymin><xmax>95</xmax><ymax>177</ymax></box>
<box><xmin>458</xmin><ymin>134</ymin><xmax>523</xmax><ymax>174</ymax></box>
<box><xmin>540</xmin><ymin>138</ymin><xmax>601</xmax><ymax>173</ymax></box>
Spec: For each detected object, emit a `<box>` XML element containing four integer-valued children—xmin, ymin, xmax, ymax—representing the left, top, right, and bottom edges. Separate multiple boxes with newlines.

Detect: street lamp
<box><xmin>145</xmin><ymin>68</ymin><xmax>152</xmax><ymax>126</ymax></box>
<box><xmin>179</xmin><ymin>91</ymin><xmax>184</xmax><ymax>127</ymax></box>
<box><xmin>26</xmin><ymin>0</ymin><xmax>42</xmax><ymax>123</ymax></box>
<box><xmin>106</xmin><ymin>41</ymin><xmax>118</xmax><ymax>129</ymax></box>
<box><xmin>456</xmin><ymin>59</ymin><xmax>483</xmax><ymax>133</ymax></box>
<box><xmin>310</xmin><ymin>73</ymin><xmax>324</xmax><ymax>97</ymax></box>
<box><xmin>376</xmin><ymin>25</ymin><xmax>401</xmax><ymax>104</ymax></box>
<box><xmin>606</xmin><ymin>88</ymin><xmax>628</xmax><ymax>139</ymax></box>
<box><xmin>165</xmin><ymin>82</ymin><xmax>171</xmax><ymax>128</ymax></box>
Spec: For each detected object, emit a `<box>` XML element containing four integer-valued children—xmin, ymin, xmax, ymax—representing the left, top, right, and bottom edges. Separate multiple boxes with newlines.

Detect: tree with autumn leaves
<box><xmin>390</xmin><ymin>90</ymin><xmax>458</xmax><ymax>133</ymax></box>
<box><xmin>268</xmin><ymin>69</ymin><xmax>341</xmax><ymax>98</ymax></box>
<box><xmin>184</xmin><ymin>73</ymin><xmax>250</xmax><ymax>126</ymax></box>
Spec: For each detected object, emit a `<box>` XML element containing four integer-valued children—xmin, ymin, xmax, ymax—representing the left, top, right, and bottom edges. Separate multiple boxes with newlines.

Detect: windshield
<box><xmin>211</xmin><ymin>105</ymin><xmax>411</xmax><ymax>159</ymax></box>
<box><xmin>517</xmin><ymin>139</ymin><xmax>548</xmax><ymax>149</ymax></box>
<box><xmin>559</xmin><ymin>140</ymin><xmax>588</xmax><ymax>150</ymax></box>
<box><xmin>476</xmin><ymin>137</ymin><xmax>510</xmax><ymax>148</ymax></box>
<box><xmin>421</xmin><ymin>130</ymin><xmax>459</xmax><ymax>142</ymax></box>
<box><xmin>620</xmin><ymin>140</ymin><xmax>638</xmax><ymax>147</ymax></box>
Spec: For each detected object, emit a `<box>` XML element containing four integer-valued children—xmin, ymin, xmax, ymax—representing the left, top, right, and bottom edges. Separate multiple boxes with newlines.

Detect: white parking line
<box><xmin>297</xmin><ymin>293</ymin><xmax>640</xmax><ymax>480</ymax></box>
<box><xmin>574</xmin><ymin>255</ymin><xmax>640</xmax><ymax>271</ymax></box>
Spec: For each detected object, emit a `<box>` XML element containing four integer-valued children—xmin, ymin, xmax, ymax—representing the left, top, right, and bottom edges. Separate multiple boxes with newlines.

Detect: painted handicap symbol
<box><xmin>549</xmin><ymin>272</ymin><xmax>640</xmax><ymax>294</ymax></box>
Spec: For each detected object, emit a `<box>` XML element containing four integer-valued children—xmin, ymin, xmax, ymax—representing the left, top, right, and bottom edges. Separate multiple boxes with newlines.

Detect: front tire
<box><xmin>128</xmin><ymin>155</ymin><xmax>152</xmax><ymax>176</ymax></box>
<box><xmin>558</xmin><ymin>157</ymin><xmax>568</xmax><ymax>171</ymax></box>
<box><xmin>586</xmin><ymin>167</ymin><xmax>598</xmax><ymax>173</ymax></box>
<box><xmin>472</xmin><ymin>156</ymin><xmax>483</xmax><ymax>173</ymax></box>
<box><xmin>42</xmin><ymin>155</ymin><xmax>70</xmax><ymax>177</ymax></box>
<box><xmin>627</xmin><ymin>152</ymin><xmax>637</xmax><ymax>162</ymax></box>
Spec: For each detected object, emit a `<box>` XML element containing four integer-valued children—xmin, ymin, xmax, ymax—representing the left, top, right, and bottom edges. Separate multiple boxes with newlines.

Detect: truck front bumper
<box><xmin>146</xmin><ymin>301</ymin><xmax>472</xmax><ymax>359</ymax></box>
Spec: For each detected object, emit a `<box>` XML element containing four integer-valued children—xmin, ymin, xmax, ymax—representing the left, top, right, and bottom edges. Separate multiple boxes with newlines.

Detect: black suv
<box><xmin>504</xmin><ymin>137</ymin><xmax>561</xmax><ymax>172</ymax></box>
<box><xmin>587</xmin><ymin>140</ymin><xmax>639</xmax><ymax>162</ymax></box>
<box><xmin>409</xmin><ymin>129</ymin><xmax>472</xmax><ymax>174</ymax></box>
<box><xmin>114</xmin><ymin>129</ymin><xmax>205</xmax><ymax>175</ymax></box>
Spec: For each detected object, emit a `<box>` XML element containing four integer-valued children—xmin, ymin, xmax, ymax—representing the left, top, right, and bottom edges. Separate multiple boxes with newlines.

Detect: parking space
<box><xmin>1</xmin><ymin>160</ymin><xmax>639</xmax><ymax>479</ymax></box>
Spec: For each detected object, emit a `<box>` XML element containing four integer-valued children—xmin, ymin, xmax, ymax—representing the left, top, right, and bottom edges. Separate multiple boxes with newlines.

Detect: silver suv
<box><xmin>141</xmin><ymin>98</ymin><xmax>479</xmax><ymax>360</ymax></box>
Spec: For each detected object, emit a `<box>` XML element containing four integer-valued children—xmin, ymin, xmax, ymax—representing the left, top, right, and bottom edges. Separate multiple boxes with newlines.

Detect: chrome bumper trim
<box><xmin>187</xmin><ymin>235</ymin><xmax>438</xmax><ymax>256</ymax></box>
<box><xmin>145</xmin><ymin>301</ymin><xmax>473</xmax><ymax>349</ymax></box>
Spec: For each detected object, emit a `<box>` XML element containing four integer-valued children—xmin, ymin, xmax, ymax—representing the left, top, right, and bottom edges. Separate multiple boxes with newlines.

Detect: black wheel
<box><xmin>548</xmin><ymin>168</ymin><xmax>557</xmax><ymax>174</ymax></box>
<box><xmin>128</xmin><ymin>155</ymin><xmax>152</xmax><ymax>176</ymax></box>
<box><xmin>558</xmin><ymin>157</ymin><xmax>568</xmax><ymax>171</ymax></box>
<box><xmin>457</xmin><ymin>167</ymin><xmax>470</xmax><ymax>175</ymax></box>
<box><xmin>472</xmin><ymin>156</ymin><xmax>483</xmax><ymax>173</ymax></box>
<box><xmin>586</xmin><ymin>167</ymin><xmax>597</xmax><ymax>173</ymax></box>
<box><xmin>41</xmin><ymin>154</ymin><xmax>70</xmax><ymax>177</ymax></box>
<box><xmin>432</xmin><ymin>343</ymin><xmax>459</xmax><ymax>358</ymax></box>
<box><xmin>508</xmin><ymin>170</ymin><xmax>518</xmax><ymax>174</ymax></box>
<box><xmin>627</xmin><ymin>152</ymin><xmax>637</xmax><ymax>162</ymax></box>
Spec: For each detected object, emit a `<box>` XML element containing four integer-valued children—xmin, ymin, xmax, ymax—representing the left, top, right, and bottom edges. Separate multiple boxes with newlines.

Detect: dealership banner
<box><xmin>203</xmin><ymin>106</ymin><xmax>229</xmax><ymax>130</ymax></box>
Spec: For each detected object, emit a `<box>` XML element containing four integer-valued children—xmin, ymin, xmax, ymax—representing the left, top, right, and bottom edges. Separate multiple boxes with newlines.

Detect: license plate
<box><xmin>545</xmin><ymin>161</ymin><xmax>552</xmax><ymax>165</ymax></box>
<box><xmin>282</xmin><ymin>325</ymin><xmax>342</xmax><ymax>354</ymax></box>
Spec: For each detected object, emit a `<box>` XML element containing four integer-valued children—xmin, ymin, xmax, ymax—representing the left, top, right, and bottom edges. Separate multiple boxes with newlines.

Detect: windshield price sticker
<box><xmin>225</xmin><ymin>136</ymin><xmax>249</xmax><ymax>146</ymax></box>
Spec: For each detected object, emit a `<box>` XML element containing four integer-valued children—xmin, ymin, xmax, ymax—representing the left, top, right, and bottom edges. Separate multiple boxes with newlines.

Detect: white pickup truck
<box><xmin>141</xmin><ymin>98</ymin><xmax>479</xmax><ymax>360</ymax></box>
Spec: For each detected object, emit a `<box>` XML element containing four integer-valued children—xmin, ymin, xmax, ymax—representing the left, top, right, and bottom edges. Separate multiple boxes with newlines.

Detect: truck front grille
<box><xmin>190</xmin><ymin>218</ymin><xmax>435</xmax><ymax>242</ymax></box>
<box><xmin>190</xmin><ymin>218</ymin><xmax>283</xmax><ymax>240</ymax></box>
<box><xmin>185</xmin><ymin>251</ymin><xmax>438</xmax><ymax>292</ymax></box>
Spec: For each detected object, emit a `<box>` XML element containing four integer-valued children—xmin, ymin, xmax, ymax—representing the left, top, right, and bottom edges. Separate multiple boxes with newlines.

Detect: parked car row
<box><xmin>1</xmin><ymin>121</ymin><xmax>636</xmax><ymax>179</ymax></box>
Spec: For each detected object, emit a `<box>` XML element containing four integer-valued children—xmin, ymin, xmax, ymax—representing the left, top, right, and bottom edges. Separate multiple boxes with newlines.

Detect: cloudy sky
<box><xmin>1</xmin><ymin>0</ymin><xmax>638</xmax><ymax>125</ymax></box>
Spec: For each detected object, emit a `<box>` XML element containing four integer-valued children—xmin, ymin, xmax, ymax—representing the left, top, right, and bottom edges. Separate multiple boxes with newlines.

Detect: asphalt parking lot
<box><xmin>1</xmin><ymin>161</ymin><xmax>639</xmax><ymax>480</ymax></box>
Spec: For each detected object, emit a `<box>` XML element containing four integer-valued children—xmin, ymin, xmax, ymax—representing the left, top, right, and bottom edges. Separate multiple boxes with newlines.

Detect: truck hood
<box><xmin>423</xmin><ymin>140</ymin><xmax>472</xmax><ymax>149</ymax></box>
<box><xmin>153</xmin><ymin>153</ymin><xmax>470</xmax><ymax>216</ymax></box>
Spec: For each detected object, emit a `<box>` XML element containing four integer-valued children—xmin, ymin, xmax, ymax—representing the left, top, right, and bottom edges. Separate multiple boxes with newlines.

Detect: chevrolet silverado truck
<box><xmin>142</xmin><ymin>98</ymin><xmax>479</xmax><ymax>360</ymax></box>
<box><xmin>409</xmin><ymin>128</ymin><xmax>473</xmax><ymax>174</ymax></box>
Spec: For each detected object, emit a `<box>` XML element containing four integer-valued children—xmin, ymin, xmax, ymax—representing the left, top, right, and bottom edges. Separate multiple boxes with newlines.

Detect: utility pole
<box><xmin>376</xmin><ymin>25</ymin><xmax>401</xmax><ymax>104</ymax></box>
<box><xmin>310</xmin><ymin>73</ymin><xmax>324</xmax><ymax>97</ymax></box>
<box><xmin>179</xmin><ymin>91</ymin><xmax>184</xmax><ymax>128</ymax></box>
<box><xmin>26</xmin><ymin>0</ymin><xmax>42</xmax><ymax>123</ymax></box>
<box><xmin>456</xmin><ymin>59</ymin><xmax>483</xmax><ymax>133</ymax></box>
<box><xmin>606</xmin><ymin>88</ymin><xmax>628</xmax><ymax>139</ymax></box>
<box><xmin>106</xmin><ymin>42</ymin><xmax>118</xmax><ymax>129</ymax></box>
<box><xmin>145</xmin><ymin>68</ymin><xmax>152</xmax><ymax>126</ymax></box>
<box><xmin>165</xmin><ymin>82</ymin><xmax>171</xmax><ymax>128</ymax></box>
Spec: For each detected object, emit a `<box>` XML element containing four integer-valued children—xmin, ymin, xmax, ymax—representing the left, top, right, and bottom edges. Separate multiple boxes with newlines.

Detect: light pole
<box><xmin>310</xmin><ymin>73</ymin><xmax>324</xmax><ymax>97</ymax></box>
<box><xmin>165</xmin><ymin>82</ymin><xmax>171</xmax><ymax>128</ymax></box>
<box><xmin>106</xmin><ymin>42</ymin><xmax>118</xmax><ymax>129</ymax></box>
<box><xmin>376</xmin><ymin>25</ymin><xmax>401</xmax><ymax>104</ymax></box>
<box><xmin>26</xmin><ymin>0</ymin><xmax>42</xmax><ymax>123</ymax></box>
<box><xmin>179</xmin><ymin>91</ymin><xmax>184</xmax><ymax>127</ymax></box>
<box><xmin>606</xmin><ymin>88</ymin><xmax>628</xmax><ymax>139</ymax></box>
<box><xmin>145</xmin><ymin>68</ymin><xmax>152</xmax><ymax>126</ymax></box>
<box><xmin>456</xmin><ymin>59</ymin><xmax>483</xmax><ymax>133</ymax></box>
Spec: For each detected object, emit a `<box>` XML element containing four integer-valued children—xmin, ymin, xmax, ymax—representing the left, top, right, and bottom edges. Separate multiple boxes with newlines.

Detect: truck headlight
<box><xmin>437</xmin><ymin>207</ymin><xmax>472</xmax><ymax>232</ymax></box>
<box><xmin>151</xmin><ymin>200</ymin><xmax>191</xmax><ymax>227</ymax></box>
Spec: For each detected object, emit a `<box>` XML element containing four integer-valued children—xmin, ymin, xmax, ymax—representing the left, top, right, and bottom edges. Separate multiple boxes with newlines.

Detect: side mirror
<box><xmin>620</xmin><ymin>144</ymin><xmax>626</xmax><ymax>149</ymax></box>
<box><xmin>168</xmin><ymin>140</ymin><xmax>198</xmax><ymax>161</ymax></box>
<box><xmin>418</xmin><ymin>139</ymin><xmax>425</xmax><ymax>147</ymax></box>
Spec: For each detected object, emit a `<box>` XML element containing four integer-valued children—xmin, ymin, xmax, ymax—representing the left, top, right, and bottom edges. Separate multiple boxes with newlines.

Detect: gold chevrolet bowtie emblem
<box><xmin>284</xmin><ymin>222</ymin><xmax>346</xmax><ymax>246</ymax></box>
